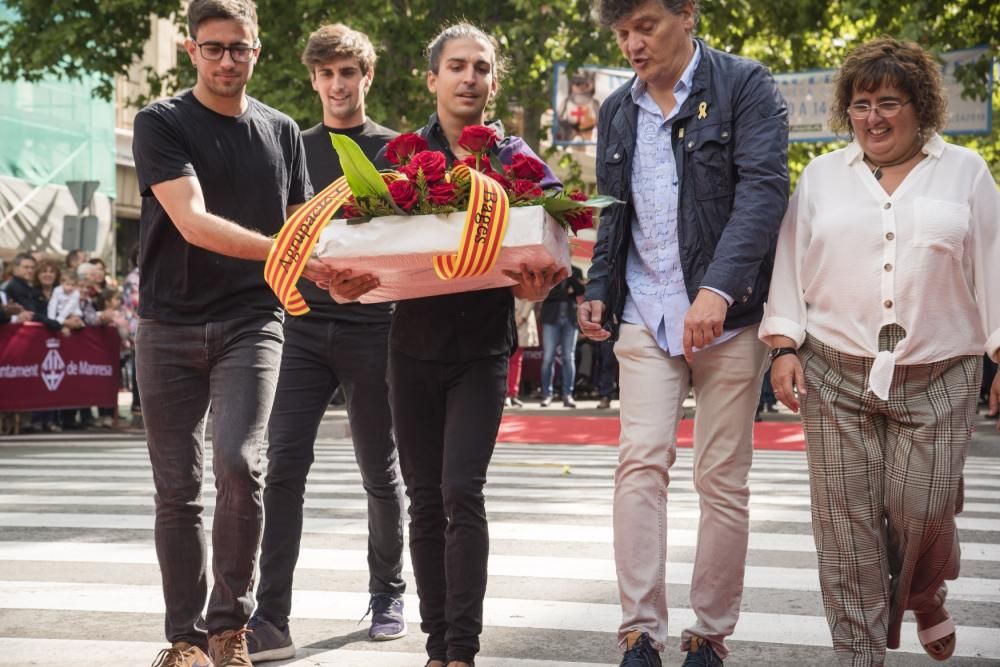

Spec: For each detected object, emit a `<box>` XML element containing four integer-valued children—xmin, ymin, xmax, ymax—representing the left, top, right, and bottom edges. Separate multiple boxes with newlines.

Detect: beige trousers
<box><xmin>613</xmin><ymin>323</ymin><xmax>768</xmax><ymax>659</ymax></box>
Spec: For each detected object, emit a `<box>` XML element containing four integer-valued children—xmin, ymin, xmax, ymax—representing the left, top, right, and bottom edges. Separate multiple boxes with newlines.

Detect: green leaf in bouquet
<box><xmin>580</xmin><ymin>195</ymin><xmax>620</xmax><ymax>209</ymax></box>
<box><xmin>330</xmin><ymin>133</ymin><xmax>392</xmax><ymax>200</ymax></box>
<box><xmin>541</xmin><ymin>194</ymin><xmax>621</xmax><ymax>216</ymax></box>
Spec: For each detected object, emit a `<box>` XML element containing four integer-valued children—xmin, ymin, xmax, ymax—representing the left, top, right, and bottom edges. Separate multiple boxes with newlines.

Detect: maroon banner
<box><xmin>0</xmin><ymin>323</ymin><xmax>121</xmax><ymax>411</ymax></box>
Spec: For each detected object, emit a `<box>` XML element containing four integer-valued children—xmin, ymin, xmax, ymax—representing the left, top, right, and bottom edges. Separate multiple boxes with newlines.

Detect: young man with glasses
<box><xmin>246</xmin><ymin>24</ymin><xmax>407</xmax><ymax>662</ymax></box>
<box><xmin>131</xmin><ymin>1</ymin><xmax>324</xmax><ymax>665</ymax></box>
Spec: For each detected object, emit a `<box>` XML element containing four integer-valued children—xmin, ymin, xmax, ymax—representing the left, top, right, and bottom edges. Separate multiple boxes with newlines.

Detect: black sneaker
<box><xmin>682</xmin><ymin>636</ymin><xmax>723</xmax><ymax>666</ymax></box>
<box><xmin>245</xmin><ymin>615</ymin><xmax>295</xmax><ymax>662</ymax></box>
<box><xmin>368</xmin><ymin>592</ymin><xmax>407</xmax><ymax>641</ymax></box>
<box><xmin>621</xmin><ymin>631</ymin><xmax>661</xmax><ymax>666</ymax></box>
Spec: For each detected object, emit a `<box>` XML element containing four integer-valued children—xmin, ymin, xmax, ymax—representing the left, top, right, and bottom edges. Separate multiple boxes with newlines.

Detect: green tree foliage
<box><xmin>1</xmin><ymin>0</ymin><xmax>996</xmax><ymax>178</ymax></box>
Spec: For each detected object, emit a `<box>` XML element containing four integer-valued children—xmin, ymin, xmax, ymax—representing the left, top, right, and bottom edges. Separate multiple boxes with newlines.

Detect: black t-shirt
<box><xmin>132</xmin><ymin>90</ymin><xmax>312</xmax><ymax>323</ymax></box>
<box><xmin>299</xmin><ymin>119</ymin><xmax>397</xmax><ymax>324</ymax></box>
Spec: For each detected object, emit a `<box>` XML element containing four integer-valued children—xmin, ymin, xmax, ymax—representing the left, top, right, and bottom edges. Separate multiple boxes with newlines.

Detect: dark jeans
<box><xmin>136</xmin><ymin>314</ymin><xmax>283</xmax><ymax>648</ymax></box>
<box><xmin>595</xmin><ymin>338</ymin><xmax>618</xmax><ymax>398</ymax></box>
<box><xmin>759</xmin><ymin>368</ymin><xmax>776</xmax><ymax>409</ymax></box>
<box><xmin>388</xmin><ymin>348</ymin><xmax>507</xmax><ymax>664</ymax></box>
<box><xmin>541</xmin><ymin>315</ymin><xmax>578</xmax><ymax>398</ymax></box>
<box><xmin>256</xmin><ymin>318</ymin><xmax>405</xmax><ymax>628</ymax></box>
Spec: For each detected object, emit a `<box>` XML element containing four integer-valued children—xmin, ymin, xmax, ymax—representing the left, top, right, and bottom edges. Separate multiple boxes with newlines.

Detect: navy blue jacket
<box><xmin>584</xmin><ymin>40</ymin><xmax>789</xmax><ymax>338</ymax></box>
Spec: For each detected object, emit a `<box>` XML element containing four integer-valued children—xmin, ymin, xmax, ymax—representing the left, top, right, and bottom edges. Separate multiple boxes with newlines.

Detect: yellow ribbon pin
<box><xmin>697</xmin><ymin>102</ymin><xmax>708</xmax><ymax>120</ymax></box>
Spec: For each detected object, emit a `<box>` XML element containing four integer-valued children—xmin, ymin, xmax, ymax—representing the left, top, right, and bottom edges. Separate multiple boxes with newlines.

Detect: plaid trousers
<box><xmin>799</xmin><ymin>327</ymin><xmax>980</xmax><ymax>667</ymax></box>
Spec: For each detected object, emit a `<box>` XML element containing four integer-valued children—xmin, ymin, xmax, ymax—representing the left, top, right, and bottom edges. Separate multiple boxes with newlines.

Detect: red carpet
<box><xmin>497</xmin><ymin>415</ymin><xmax>805</xmax><ymax>450</ymax></box>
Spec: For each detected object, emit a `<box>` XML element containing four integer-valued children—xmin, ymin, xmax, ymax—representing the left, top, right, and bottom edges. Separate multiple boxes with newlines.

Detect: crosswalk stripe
<box><xmin>3</xmin><ymin>541</ymin><xmax>997</xmax><ymax>603</ymax></box>
<box><xmin>2</xmin><ymin>511</ymin><xmax>999</xmax><ymax>562</ymax></box>
<box><xmin>2</xmin><ymin>580</ymin><xmax>998</xmax><ymax>659</ymax></box>
<box><xmin>0</xmin><ymin>639</ymin><xmax>602</xmax><ymax>667</ymax></box>
<box><xmin>6</xmin><ymin>478</ymin><xmax>1000</xmax><ymax>505</ymax></box>
<box><xmin>1</xmin><ymin>493</ymin><xmax>997</xmax><ymax>531</ymax></box>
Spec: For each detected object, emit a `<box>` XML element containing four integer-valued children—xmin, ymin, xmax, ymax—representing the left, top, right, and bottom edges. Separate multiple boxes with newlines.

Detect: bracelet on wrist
<box><xmin>769</xmin><ymin>347</ymin><xmax>797</xmax><ymax>363</ymax></box>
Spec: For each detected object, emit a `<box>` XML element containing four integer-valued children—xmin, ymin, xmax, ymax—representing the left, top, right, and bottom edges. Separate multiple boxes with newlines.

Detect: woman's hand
<box><xmin>771</xmin><ymin>353</ymin><xmax>807</xmax><ymax>413</ymax></box>
<box><xmin>505</xmin><ymin>263</ymin><xmax>568</xmax><ymax>302</ymax></box>
<box><xmin>327</xmin><ymin>269</ymin><xmax>380</xmax><ymax>304</ymax></box>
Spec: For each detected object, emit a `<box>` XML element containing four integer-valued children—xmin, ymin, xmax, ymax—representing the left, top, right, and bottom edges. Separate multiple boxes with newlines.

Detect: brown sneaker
<box><xmin>151</xmin><ymin>642</ymin><xmax>213</xmax><ymax>667</ymax></box>
<box><xmin>209</xmin><ymin>629</ymin><xmax>252</xmax><ymax>667</ymax></box>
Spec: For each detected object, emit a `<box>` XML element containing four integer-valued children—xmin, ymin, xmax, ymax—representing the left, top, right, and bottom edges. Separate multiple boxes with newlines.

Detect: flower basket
<box><xmin>264</xmin><ymin>126</ymin><xmax>616</xmax><ymax>315</ymax></box>
<box><xmin>312</xmin><ymin>205</ymin><xmax>570</xmax><ymax>303</ymax></box>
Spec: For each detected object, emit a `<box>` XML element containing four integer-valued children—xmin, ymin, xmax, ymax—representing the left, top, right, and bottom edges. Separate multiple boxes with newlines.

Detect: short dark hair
<box><xmin>12</xmin><ymin>252</ymin><xmax>35</xmax><ymax>268</ymax></box>
<box><xmin>187</xmin><ymin>0</ymin><xmax>258</xmax><ymax>40</ymax></box>
<box><xmin>830</xmin><ymin>37</ymin><xmax>947</xmax><ymax>136</ymax></box>
<box><xmin>88</xmin><ymin>257</ymin><xmax>107</xmax><ymax>269</ymax></box>
<box><xmin>301</xmin><ymin>24</ymin><xmax>377</xmax><ymax>75</ymax></box>
<box><xmin>426</xmin><ymin>22</ymin><xmax>506</xmax><ymax>82</ymax></box>
<box><xmin>596</xmin><ymin>0</ymin><xmax>699</xmax><ymax>29</ymax></box>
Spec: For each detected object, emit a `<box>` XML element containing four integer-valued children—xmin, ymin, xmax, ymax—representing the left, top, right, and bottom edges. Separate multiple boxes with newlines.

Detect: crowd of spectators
<box><xmin>1</xmin><ymin>247</ymin><xmax>140</xmax><ymax>432</ymax></box>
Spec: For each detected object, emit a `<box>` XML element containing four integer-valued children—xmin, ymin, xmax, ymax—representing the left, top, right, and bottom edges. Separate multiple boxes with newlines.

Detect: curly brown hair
<box><xmin>301</xmin><ymin>24</ymin><xmax>377</xmax><ymax>75</ymax></box>
<box><xmin>830</xmin><ymin>38</ymin><xmax>947</xmax><ymax>136</ymax></box>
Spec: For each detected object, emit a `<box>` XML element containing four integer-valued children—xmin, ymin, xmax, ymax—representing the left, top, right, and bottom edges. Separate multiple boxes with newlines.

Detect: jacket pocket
<box><xmin>685</xmin><ymin>122</ymin><xmax>734</xmax><ymax>200</ymax></box>
<box><xmin>602</xmin><ymin>143</ymin><xmax>627</xmax><ymax>198</ymax></box>
<box><xmin>912</xmin><ymin>197</ymin><xmax>969</xmax><ymax>260</ymax></box>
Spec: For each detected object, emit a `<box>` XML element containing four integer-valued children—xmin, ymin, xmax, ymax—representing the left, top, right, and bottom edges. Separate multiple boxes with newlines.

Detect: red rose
<box><xmin>508</xmin><ymin>153</ymin><xmax>547</xmax><ymax>183</ymax></box>
<box><xmin>400</xmin><ymin>150</ymin><xmax>447</xmax><ymax>183</ymax></box>
<box><xmin>484</xmin><ymin>168</ymin><xmax>511</xmax><ymax>190</ymax></box>
<box><xmin>458</xmin><ymin>125</ymin><xmax>498</xmax><ymax>155</ymax></box>
<box><xmin>569</xmin><ymin>189</ymin><xmax>588</xmax><ymax>202</ymax></box>
<box><xmin>511</xmin><ymin>178</ymin><xmax>543</xmax><ymax>200</ymax></box>
<box><xmin>384</xmin><ymin>133</ymin><xmax>429</xmax><ymax>166</ymax></box>
<box><xmin>564</xmin><ymin>207</ymin><xmax>594</xmax><ymax>233</ymax></box>
<box><xmin>388</xmin><ymin>179</ymin><xmax>419</xmax><ymax>211</ymax></box>
<box><xmin>455</xmin><ymin>154</ymin><xmax>509</xmax><ymax>187</ymax></box>
<box><xmin>427</xmin><ymin>182</ymin><xmax>459</xmax><ymax>206</ymax></box>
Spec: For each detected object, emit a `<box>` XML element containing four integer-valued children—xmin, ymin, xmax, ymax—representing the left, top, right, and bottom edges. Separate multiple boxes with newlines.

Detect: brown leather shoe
<box><xmin>209</xmin><ymin>629</ymin><xmax>251</xmax><ymax>667</ymax></box>
<box><xmin>151</xmin><ymin>642</ymin><xmax>213</xmax><ymax>667</ymax></box>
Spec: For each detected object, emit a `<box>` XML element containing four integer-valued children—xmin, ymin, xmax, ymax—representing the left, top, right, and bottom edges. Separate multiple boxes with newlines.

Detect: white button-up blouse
<box><xmin>759</xmin><ymin>133</ymin><xmax>1000</xmax><ymax>399</ymax></box>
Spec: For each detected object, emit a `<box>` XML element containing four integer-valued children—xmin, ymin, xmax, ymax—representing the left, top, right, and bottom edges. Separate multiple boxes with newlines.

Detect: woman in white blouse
<box><xmin>760</xmin><ymin>38</ymin><xmax>999</xmax><ymax>666</ymax></box>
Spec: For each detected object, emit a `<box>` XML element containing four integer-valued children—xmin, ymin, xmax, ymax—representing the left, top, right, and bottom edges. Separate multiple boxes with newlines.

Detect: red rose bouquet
<box><xmin>335</xmin><ymin>125</ymin><xmax>615</xmax><ymax>235</ymax></box>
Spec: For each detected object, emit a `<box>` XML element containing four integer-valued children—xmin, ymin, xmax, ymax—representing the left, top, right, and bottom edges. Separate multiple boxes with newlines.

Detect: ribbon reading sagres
<box><xmin>433</xmin><ymin>163</ymin><xmax>510</xmax><ymax>280</ymax></box>
<box><xmin>265</xmin><ymin>176</ymin><xmax>353</xmax><ymax>316</ymax></box>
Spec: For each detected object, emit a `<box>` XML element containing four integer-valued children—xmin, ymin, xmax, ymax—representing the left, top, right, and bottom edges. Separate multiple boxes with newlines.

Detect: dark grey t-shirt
<box><xmin>132</xmin><ymin>90</ymin><xmax>312</xmax><ymax>323</ymax></box>
<box><xmin>298</xmin><ymin>119</ymin><xmax>397</xmax><ymax>324</ymax></box>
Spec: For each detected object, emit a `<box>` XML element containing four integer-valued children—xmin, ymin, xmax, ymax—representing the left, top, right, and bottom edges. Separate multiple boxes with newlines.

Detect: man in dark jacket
<box><xmin>578</xmin><ymin>2</ymin><xmax>789</xmax><ymax>666</ymax></box>
<box><xmin>3</xmin><ymin>253</ymin><xmax>63</xmax><ymax>331</ymax></box>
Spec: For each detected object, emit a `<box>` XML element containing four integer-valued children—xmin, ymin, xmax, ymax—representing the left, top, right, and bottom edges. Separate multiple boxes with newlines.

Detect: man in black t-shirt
<box><xmin>246</xmin><ymin>24</ymin><xmax>408</xmax><ymax>662</ymax></box>
<box><xmin>130</xmin><ymin>1</ymin><xmax>325</xmax><ymax>665</ymax></box>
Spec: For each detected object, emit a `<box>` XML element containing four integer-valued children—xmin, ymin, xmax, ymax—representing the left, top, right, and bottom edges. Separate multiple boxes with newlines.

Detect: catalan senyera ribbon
<box><xmin>264</xmin><ymin>176</ymin><xmax>353</xmax><ymax>316</ymax></box>
<box><xmin>433</xmin><ymin>163</ymin><xmax>510</xmax><ymax>280</ymax></box>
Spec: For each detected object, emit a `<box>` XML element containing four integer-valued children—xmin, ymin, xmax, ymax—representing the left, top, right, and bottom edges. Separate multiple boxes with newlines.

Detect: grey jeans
<box><xmin>256</xmin><ymin>317</ymin><xmax>405</xmax><ymax>627</ymax></box>
<box><xmin>136</xmin><ymin>314</ymin><xmax>284</xmax><ymax>648</ymax></box>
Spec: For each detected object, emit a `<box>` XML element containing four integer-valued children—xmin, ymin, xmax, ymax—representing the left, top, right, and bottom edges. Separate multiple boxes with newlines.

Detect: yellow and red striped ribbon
<box><xmin>264</xmin><ymin>167</ymin><xmax>509</xmax><ymax>315</ymax></box>
<box><xmin>433</xmin><ymin>164</ymin><xmax>510</xmax><ymax>280</ymax></box>
<box><xmin>264</xmin><ymin>176</ymin><xmax>353</xmax><ymax>316</ymax></box>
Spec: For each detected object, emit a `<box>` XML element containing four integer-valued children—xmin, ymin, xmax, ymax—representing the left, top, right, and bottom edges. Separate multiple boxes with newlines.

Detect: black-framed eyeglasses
<box><xmin>847</xmin><ymin>99</ymin><xmax>911</xmax><ymax>120</ymax></box>
<box><xmin>196</xmin><ymin>41</ymin><xmax>259</xmax><ymax>63</ymax></box>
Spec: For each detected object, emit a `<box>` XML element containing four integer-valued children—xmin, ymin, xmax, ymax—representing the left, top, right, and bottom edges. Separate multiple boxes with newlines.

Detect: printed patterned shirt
<box><xmin>622</xmin><ymin>44</ymin><xmax>741</xmax><ymax>356</ymax></box>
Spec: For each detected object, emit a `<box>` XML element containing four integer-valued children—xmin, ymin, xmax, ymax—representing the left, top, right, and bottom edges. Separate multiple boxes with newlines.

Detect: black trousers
<box><xmin>388</xmin><ymin>348</ymin><xmax>508</xmax><ymax>664</ymax></box>
<box><xmin>256</xmin><ymin>318</ymin><xmax>405</xmax><ymax>628</ymax></box>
